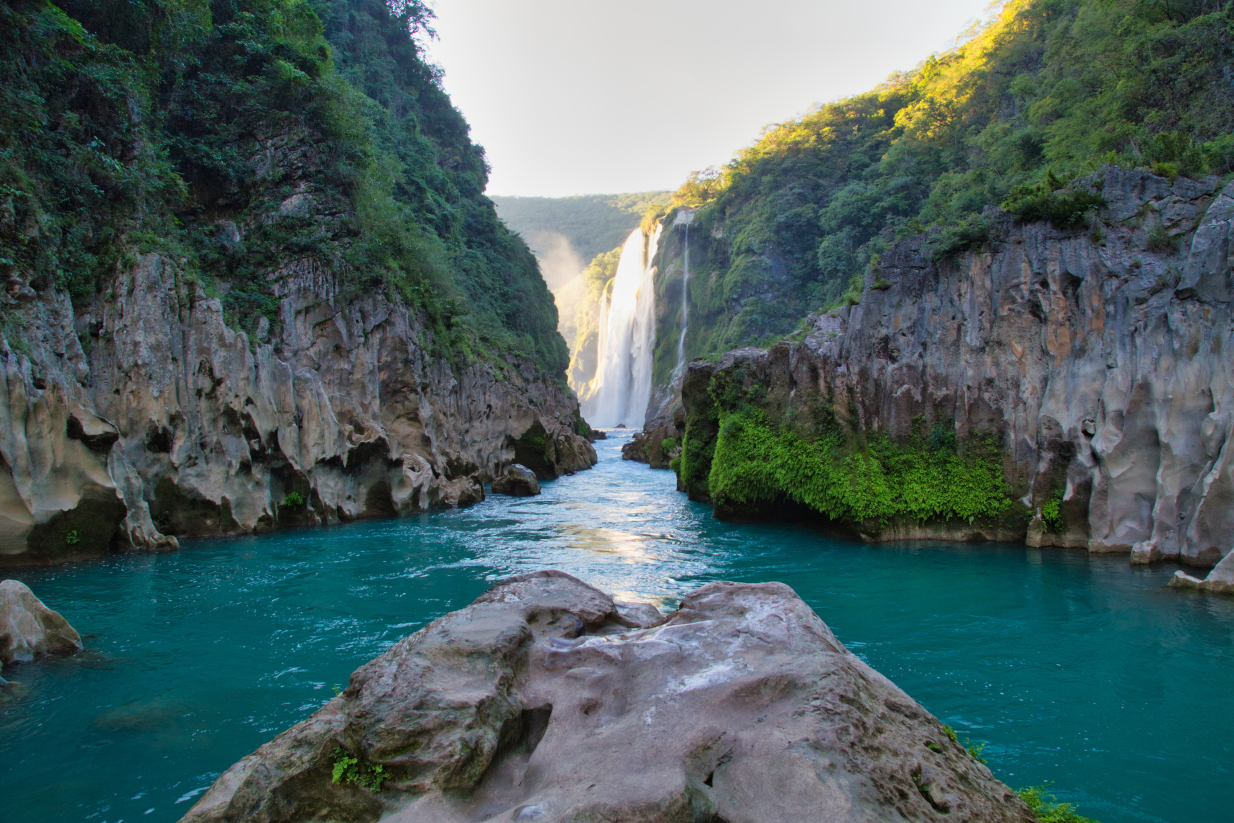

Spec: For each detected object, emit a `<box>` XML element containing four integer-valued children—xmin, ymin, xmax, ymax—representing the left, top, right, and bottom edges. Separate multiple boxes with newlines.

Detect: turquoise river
<box><xmin>1</xmin><ymin>433</ymin><xmax>1231</xmax><ymax>823</ymax></box>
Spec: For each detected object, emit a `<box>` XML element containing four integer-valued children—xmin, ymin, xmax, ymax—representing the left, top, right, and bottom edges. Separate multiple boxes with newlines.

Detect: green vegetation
<box><xmin>65</xmin><ymin>529</ymin><xmax>80</xmax><ymax>546</ymax></box>
<box><xmin>1</xmin><ymin>0</ymin><xmax>567</xmax><ymax>375</ymax></box>
<box><xmin>282</xmin><ymin>491</ymin><xmax>305</xmax><ymax>508</ymax></box>
<box><xmin>491</xmin><ymin>192</ymin><xmax>671</xmax><ymax>265</ymax></box>
<box><xmin>331</xmin><ymin>747</ymin><xmax>387</xmax><ymax>791</ymax></box>
<box><xmin>660</xmin><ymin>0</ymin><xmax>1234</xmax><ymax>355</ymax></box>
<box><xmin>1041</xmin><ymin>490</ymin><xmax>1064</xmax><ymax>532</ymax></box>
<box><xmin>935</xmin><ymin>725</ymin><xmax>987</xmax><ymax>762</ymax></box>
<box><xmin>1018</xmin><ymin>785</ymin><xmax>1101</xmax><ymax>823</ymax></box>
<box><xmin>706</xmin><ymin>407</ymin><xmax>1011</xmax><ymax>525</ymax></box>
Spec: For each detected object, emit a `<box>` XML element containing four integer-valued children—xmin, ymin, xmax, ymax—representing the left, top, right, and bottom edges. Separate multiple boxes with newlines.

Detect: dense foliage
<box><xmin>666</xmin><ymin>0</ymin><xmax>1234</xmax><ymax>353</ymax></box>
<box><xmin>705</xmin><ymin>408</ymin><xmax>1013</xmax><ymax>526</ymax></box>
<box><xmin>492</xmin><ymin>192</ymin><xmax>670</xmax><ymax>265</ymax></box>
<box><xmin>672</xmin><ymin>364</ymin><xmax>1019</xmax><ymax>530</ymax></box>
<box><xmin>0</xmin><ymin>0</ymin><xmax>568</xmax><ymax>374</ymax></box>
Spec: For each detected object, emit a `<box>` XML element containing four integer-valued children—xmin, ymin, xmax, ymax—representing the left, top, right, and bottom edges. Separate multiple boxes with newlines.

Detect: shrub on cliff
<box><xmin>706</xmin><ymin>408</ymin><xmax>1012</xmax><ymax>526</ymax></box>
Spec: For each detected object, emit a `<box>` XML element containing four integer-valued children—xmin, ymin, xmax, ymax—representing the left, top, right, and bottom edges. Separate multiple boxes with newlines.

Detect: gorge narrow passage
<box><xmin>1</xmin><ymin>433</ymin><xmax>1231</xmax><ymax>823</ymax></box>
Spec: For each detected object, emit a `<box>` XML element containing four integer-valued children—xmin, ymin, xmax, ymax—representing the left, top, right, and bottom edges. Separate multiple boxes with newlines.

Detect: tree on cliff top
<box><xmin>666</xmin><ymin>0</ymin><xmax>1234</xmax><ymax>353</ymax></box>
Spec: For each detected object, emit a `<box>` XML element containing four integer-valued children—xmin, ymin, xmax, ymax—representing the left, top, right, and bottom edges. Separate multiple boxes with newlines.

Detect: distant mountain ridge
<box><xmin>492</xmin><ymin>192</ymin><xmax>671</xmax><ymax>267</ymax></box>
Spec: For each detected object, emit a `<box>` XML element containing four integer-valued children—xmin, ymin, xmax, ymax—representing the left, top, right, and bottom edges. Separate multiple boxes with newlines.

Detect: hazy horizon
<box><xmin>426</xmin><ymin>0</ymin><xmax>996</xmax><ymax>198</ymax></box>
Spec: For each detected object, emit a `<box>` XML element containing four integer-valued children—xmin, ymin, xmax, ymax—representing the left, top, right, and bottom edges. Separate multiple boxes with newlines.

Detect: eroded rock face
<box><xmin>673</xmin><ymin>168</ymin><xmax>1234</xmax><ymax>569</ymax></box>
<box><xmin>491</xmin><ymin>464</ymin><xmax>541</xmax><ymax>497</ymax></box>
<box><xmin>0</xmin><ymin>579</ymin><xmax>82</xmax><ymax>665</ymax></box>
<box><xmin>0</xmin><ymin>257</ymin><xmax>595</xmax><ymax>562</ymax></box>
<box><xmin>181</xmin><ymin>571</ymin><xmax>1033</xmax><ymax>823</ymax></box>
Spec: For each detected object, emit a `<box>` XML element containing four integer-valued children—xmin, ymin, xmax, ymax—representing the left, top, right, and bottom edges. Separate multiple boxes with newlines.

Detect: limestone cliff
<box><xmin>0</xmin><ymin>257</ymin><xmax>595</xmax><ymax>563</ymax></box>
<box><xmin>670</xmin><ymin>168</ymin><xmax>1234</xmax><ymax>571</ymax></box>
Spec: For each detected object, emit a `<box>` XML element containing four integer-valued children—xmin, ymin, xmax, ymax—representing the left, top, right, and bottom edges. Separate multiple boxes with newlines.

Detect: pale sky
<box><xmin>426</xmin><ymin>0</ymin><xmax>996</xmax><ymax>197</ymax></box>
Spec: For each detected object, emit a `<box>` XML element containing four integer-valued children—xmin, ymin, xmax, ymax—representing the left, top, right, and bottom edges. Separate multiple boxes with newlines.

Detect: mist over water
<box><xmin>2</xmin><ymin>434</ymin><xmax>1231</xmax><ymax>823</ymax></box>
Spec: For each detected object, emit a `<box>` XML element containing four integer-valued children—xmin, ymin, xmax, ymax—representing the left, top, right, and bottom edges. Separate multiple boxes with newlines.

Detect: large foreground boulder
<box><xmin>0</xmin><ymin>579</ymin><xmax>83</xmax><ymax>665</ymax></box>
<box><xmin>181</xmin><ymin>571</ymin><xmax>1034</xmax><ymax>823</ymax></box>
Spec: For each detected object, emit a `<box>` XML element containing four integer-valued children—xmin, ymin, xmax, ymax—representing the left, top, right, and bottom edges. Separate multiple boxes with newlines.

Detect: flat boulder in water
<box><xmin>0</xmin><ymin>579</ymin><xmax>83</xmax><ymax>665</ymax></box>
<box><xmin>181</xmin><ymin>571</ymin><xmax>1034</xmax><ymax>823</ymax></box>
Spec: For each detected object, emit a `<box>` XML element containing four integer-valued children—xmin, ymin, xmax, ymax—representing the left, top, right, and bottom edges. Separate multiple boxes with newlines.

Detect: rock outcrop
<box><xmin>1169</xmin><ymin>550</ymin><xmax>1234</xmax><ymax>594</ymax></box>
<box><xmin>0</xmin><ymin>579</ymin><xmax>82</xmax><ymax>665</ymax></box>
<box><xmin>670</xmin><ymin>167</ymin><xmax>1234</xmax><ymax>570</ymax></box>
<box><xmin>620</xmin><ymin>411</ymin><xmax>683</xmax><ymax>469</ymax></box>
<box><xmin>182</xmin><ymin>570</ymin><xmax>1034</xmax><ymax>823</ymax></box>
<box><xmin>0</xmin><ymin>257</ymin><xmax>595</xmax><ymax>563</ymax></box>
<box><xmin>491</xmin><ymin>464</ymin><xmax>541</xmax><ymax>497</ymax></box>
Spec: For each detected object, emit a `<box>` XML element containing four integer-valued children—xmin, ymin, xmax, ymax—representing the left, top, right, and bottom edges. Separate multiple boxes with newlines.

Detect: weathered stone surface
<box><xmin>0</xmin><ymin>255</ymin><xmax>595</xmax><ymax>562</ymax></box>
<box><xmin>182</xmin><ymin>571</ymin><xmax>1033</xmax><ymax>823</ymax></box>
<box><xmin>0</xmin><ymin>579</ymin><xmax>82</xmax><ymax>665</ymax></box>
<box><xmin>621</xmin><ymin>410</ymin><xmax>683</xmax><ymax>469</ymax></box>
<box><xmin>670</xmin><ymin>168</ymin><xmax>1234</xmax><ymax>569</ymax></box>
<box><xmin>1169</xmin><ymin>548</ymin><xmax>1234</xmax><ymax>593</ymax></box>
<box><xmin>491</xmin><ymin>464</ymin><xmax>541</xmax><ymax>497</ymax></box>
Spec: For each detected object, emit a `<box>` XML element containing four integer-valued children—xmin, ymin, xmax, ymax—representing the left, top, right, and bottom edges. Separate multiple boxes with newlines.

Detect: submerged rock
<box><xmin>0</xmin><ymin>579</ymin><xmax>83</xmax><ymax>665</ymax></box>
<box><xmin>181</xmin><ymin>571</ymin><xmax>1033</xmax><ymax>823</ymax></box>
<box><xmin>491</xmin><ymin>464</ymin><xmax>541</xmax><ymax>497</ymax></box>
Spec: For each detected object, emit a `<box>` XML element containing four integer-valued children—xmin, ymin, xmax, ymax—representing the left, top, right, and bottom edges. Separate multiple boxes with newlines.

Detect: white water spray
<box><xmin>673</xmin><ymin>210</ymin><xmax>694</xmax><ymax>378</ymax></box>
<box><xmin>583</xmin><ymin>227</ymin><xmax>660</xmax><ymax>428</ymax></box>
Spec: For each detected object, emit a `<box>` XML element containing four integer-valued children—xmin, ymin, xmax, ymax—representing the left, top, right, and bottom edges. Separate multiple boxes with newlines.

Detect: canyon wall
<box><xmin>0</xmin><ymin>258</ymin><xmax>594</xmax><ymax>564</ymax></box>
<box><xmin>667</xmin><ymin>168</ymin><xmax>1234</xmax><ymax>570</ymax></box>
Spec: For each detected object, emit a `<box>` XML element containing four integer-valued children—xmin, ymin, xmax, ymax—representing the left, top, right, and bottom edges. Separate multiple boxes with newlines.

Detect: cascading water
<box><xmin>673</xmin><ymin>210</ymin><xmax>694</xmax><ymax>378</ymax></box>
<box><xmin>583</xmin><ymin>226</ymin><xmax>660</xmax><ymax>428</ymax></box>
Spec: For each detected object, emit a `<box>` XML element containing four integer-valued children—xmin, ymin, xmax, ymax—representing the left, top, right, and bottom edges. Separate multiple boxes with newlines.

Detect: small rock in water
<box><xmin>491</xmin><ymin>464</ymin><xmax>541</xmax><ymax>497</ymax></box>
<box><xmin>1169</xmin><ymin>550</ymin><xmax>1234</xmax><ymax>594</ymax></box>
<box><xmin>0</xmin><ymin>580</ymin><xmax>83</xmax><ymax>665</ymax></box>
<box><xmin>182</xmin><ymin>571</ymin><xmax>1035</xmax><ymax>823</ymax></box>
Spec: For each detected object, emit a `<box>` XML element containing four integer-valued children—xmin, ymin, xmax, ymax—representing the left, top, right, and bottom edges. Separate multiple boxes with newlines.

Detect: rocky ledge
<box><xmin>0</xmin><ymin>257</ymin><xmax>595</xmax><ymax>564</ymax></box>
<box><xmin>182</xmin><ymin>571</ymin><xmax>1033</xmax><ymax>823</ymax></box>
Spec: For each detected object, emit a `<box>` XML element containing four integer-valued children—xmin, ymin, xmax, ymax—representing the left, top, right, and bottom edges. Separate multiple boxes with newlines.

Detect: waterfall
<box><xmin>583</xmin><ymin>226</ymin><xmax>660</xmax><ymax>428</ymax></box>
<box><xmin>673</xmin><ymin>210</ymin><xmax>694</xmax><ymax>378</ymax></box>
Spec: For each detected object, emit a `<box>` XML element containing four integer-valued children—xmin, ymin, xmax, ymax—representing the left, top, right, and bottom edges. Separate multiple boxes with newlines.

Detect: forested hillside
<box><xmin>0</xmin><ymin>0</ymin><xmax>567</xmax><ymax>374</ymax></box>
<box><xmin>663</xmin><ymin>0</ymin><xmax>1234</xmax><ymax>359</ymax></box>
<box><xmin>492</xmin><ymin>192</ymin><xmax>670</xmax><ymax>265</ymax></box>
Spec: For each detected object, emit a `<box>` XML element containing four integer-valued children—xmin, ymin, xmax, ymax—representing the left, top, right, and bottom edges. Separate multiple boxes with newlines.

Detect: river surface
<box><xmin>2</xmin><ymin>432</ymin><xmax>1232</xmax><ymax>823</ymax></box>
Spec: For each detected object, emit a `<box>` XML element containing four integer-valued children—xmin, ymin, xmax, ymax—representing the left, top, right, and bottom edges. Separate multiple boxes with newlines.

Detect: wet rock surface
<box><xmin>0</xmin><ymin>579</ymin><xmax>82</xmax><ymax>665</ymax></box>
<box><xmin>181</xmin><ymin>571</ymin><xmax>1034</xmax><ymax>823</ymax></box>
<box><xmin>672</xmin><ymin>167</ymin><xmax>1234</xmax><ymax>570</ymax></box>
<box><xmin>0</xmin><ymin>258</ymin><xmax>595</xmax><ymax>562</ymax></box>
<box><xmin>491</xmin><ymin>464</ymin><xmax>541</xmax><ymax>497</ymax></box>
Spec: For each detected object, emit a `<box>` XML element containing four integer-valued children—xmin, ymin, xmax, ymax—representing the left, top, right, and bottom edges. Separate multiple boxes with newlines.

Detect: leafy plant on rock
<box><xmin>1017</xmin><ymin>785</ymin><xmax>1100</xmax><ymax>823</ymax></box>
<box><xmin>331</xmin><ymin>747</ymin><xmax>387</xmax><ymax>792</ymax></box>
